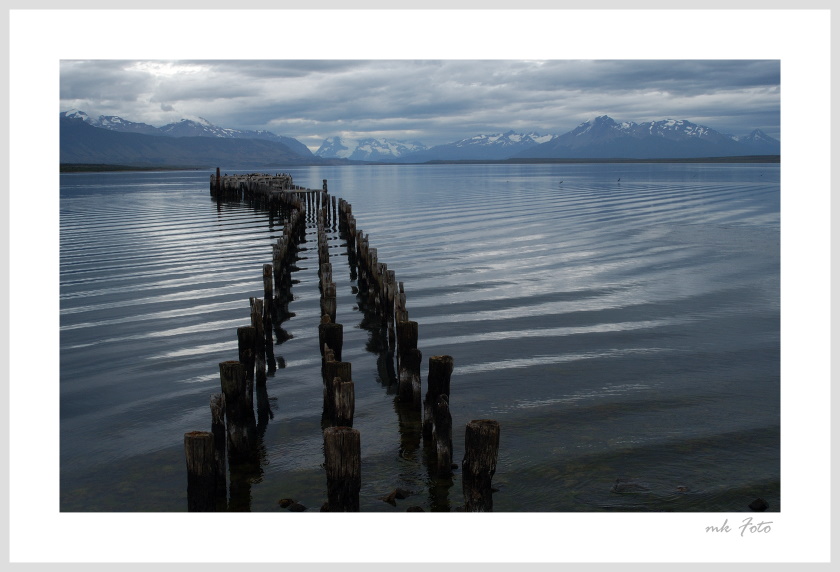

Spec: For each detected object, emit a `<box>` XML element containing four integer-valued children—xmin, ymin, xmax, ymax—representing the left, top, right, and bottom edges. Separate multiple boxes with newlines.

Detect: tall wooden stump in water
<box><xmin>462</xmin><ymin>419</ymin><xmax>500</xmax><ymax>512</ymax></box>
<box><xmin>237</xmin><ymin>326</ymin><xmax>256</xmax><ymax>409</ymax></box>
<box><xmin>318</xmin><ymin>316</ymin><xmax>344</xmax><ymax>362</ymax></box>
<box><xmin>320</xmin><ymin>281</ymin><xmax>337</xmax><ymax>324</ymax></box>
<box><xmin>396</xmin><ymin>320</ymin><xmax>421</xmax><ymax>405</ymax></box>
<box><xmin>432</xmin><ymin>395</ymin><xmax>453</xmax><ymax>477</ymax></box>
<box><xmin>322</xmin><ymin>360</ymin><xmax>352</xmax><ymax>424</ymax></box>
<box><xmin>250</xmin><ymin>298</ymin><xmax>266</xmax><ymax>386</ymax></box>
<box><xmin>323</xmin><ymin>426</ymin><xmax>361</xmax><ymax>511</ymax></box>
<box><xmin>400</xmin><ymin>348</ymin><xmax>422</xmax><ymax>407</ymax></box>
<box><xmin>219</xmin><ymin>360</ymin><xmax>257</xmax><ymax>463</ymax></box>
<box><xmin>209</xmin><ymin>394</ymin><xmax>227</xmax><ymax>499</ymax></box>
<box><xmin>334</xmin><ymin>379</ymin><xmax>355</xmax><ymax>427</ymax></box>
<box><xmin>262</xmin><ymin>264</ymin><xmax>276</xmax><ymax>374</ymax></box>
<box><xmin>184</xmin><ymin>431</ymin><xmax>216</xmax><ymax>512</ymax></box>
<box><xmin>423</xmin><ymin>355</ymin><xmax>453</xmax><ymax>440</ymax></box>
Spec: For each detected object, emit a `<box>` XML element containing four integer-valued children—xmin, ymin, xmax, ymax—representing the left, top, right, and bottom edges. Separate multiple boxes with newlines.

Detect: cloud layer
<box><xmin>60</xmin><ymin>59</ymin><xmax>780</xmax><ymax>151</ymax></box>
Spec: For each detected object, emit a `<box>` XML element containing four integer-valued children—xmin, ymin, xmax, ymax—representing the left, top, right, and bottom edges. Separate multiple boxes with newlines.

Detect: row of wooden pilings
<box><xmin>185</xmin><ymin>174</ymin><xmax>500</xmax><ymax>512</ymax></box>
<box><xmin>185</xmin><ymin>187</ymin><xmax>306</xmax><ymax>511</ymax></box>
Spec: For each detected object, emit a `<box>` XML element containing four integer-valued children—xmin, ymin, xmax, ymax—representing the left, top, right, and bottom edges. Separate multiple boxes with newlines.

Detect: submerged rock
<box><xmin>381</xmin><ymin>488</ymin><xmax>414</xmax><ymax>505</ymax></box>
<box><xmin>278</xmin><ymin>498</ymin><xmax>295</xmax><ymax>508</ymax></box>
<box><xmin>610</xmin><ymin>478</ymin><xmax>651</xmax><ymax>493</ymax></box>
<box><xmin>749</xmin><ymin>498</ymin><xmax>769</xmax><ymax>512</ymax></box>
<box><xmin>288</xmin><ymin>502</ymin><xmax>307</xmax><ymax>512</ymax></box>
<box><xmin>406</xmin><ymin>506</ymin><xmax>425</xmax><ymax>512</ymax></box>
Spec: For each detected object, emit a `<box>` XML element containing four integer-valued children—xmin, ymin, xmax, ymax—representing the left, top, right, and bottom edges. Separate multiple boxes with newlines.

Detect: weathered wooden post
<box><xmin>395</xmin><ymin>283</ymin><xmax>408</xmax><ymax>323</ymax></box>
<box><xmin>250</xmin><ymin>298</ymin><xmax>266</xmax><ymax>385</ymax></box>
<box><xmin>219</xmin><ymin>360</ymin><xmax>257</xmax><ymax>463</ymax></box>
<box><xmin>323</xmin><ymin>426</ymin><xmax>361</xmax><ymax>511</ymax></box>
<box><xmin>433</xmin><ymin>394</ymin><xmax>453</xmax><ymax>477</ymax></box>
<box><xmin>322</xmin><ymin>360</ymin><xmax>352</xmax><ymax>423</ymax></box>
<box><xmin>237</xmin><ymin>326</ymin><xmax>256</xmax><ymax>409</ymax></box>
<box><xmin>424</xmin><ymin>355</ymin><xmax>454</xmax><ymax>440</ymax></box>
<box><xmin>184</xmin><ymin>431</ymin><xmax>216</xmax><ymax>512</ymax></box>
<box><xmin>263</xmin><ymin>264</ymin><xmax>276</xmax><ymax>373</ymax></box>
<box><xmin>320</xmin><ymin>263</ymin><xmax>332</xmax><ymax>291</ymax></box>
<box><xmin>334</xmin><ymin>379</ymin><xmax>355</xmax><ymax>427</ymax></box>
<box><xmin>396</xmin><ymin>320</ymin><xmax>420</xmax><ymax>404</ymax></box>
<box><xmin>210</xmin><ymin>394</ymin><xmax>227</xmax><ymax>499</ymax></box>
<box><xmin>462</xmin><ymin>419</ymin><xmax>500</xmax><ymax>512</ymax></box>
<box><xmin>385</xmin><ymin>270</ymin><xmax>397</xmax><ymax>348</ymax></box>
<box><xmin>215</xmin><ymin>167</ymin><xmax>221</xmax><ymax>195</ymax></box>
<box><xmin>321</xmin><ymin>282</ymin><xmax>337</xmax><ymax>324</ymax></box>
<box><xmin>318</xmin><ymin>315</ymin><xmax>344</xmax><ymax>362</ymax></box>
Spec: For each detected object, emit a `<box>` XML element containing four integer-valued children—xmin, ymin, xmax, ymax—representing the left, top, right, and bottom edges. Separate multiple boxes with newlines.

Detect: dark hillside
<box><xmin>60</xmin><ymin>117</ymin><xmax>316</xmax><ymax>167</ymax></box>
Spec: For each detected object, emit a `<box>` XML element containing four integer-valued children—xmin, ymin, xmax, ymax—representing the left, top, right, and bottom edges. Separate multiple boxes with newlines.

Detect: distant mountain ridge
<box><xmin>515</xmin><ymin>116</ymin><xmax>780</xmax><ymax>159</ymax></box>
<box><xmin>60</xmin><ymin>112</ymin><xmax>321</xmax><ymax>167</ymax></box>
<box><xmin>60</xmin><ymin>109</ymin><xmax>780</xmax><ymax>167</ymax></box>
<box><xmin>62</xmin><ymin>110</ymin><xmax>313</xmax><ymax>158</ymax></box>
<box><xmin>315</xmin><ymin>120</ymin><xmax>778</xmax><ymax>162</ymax></box>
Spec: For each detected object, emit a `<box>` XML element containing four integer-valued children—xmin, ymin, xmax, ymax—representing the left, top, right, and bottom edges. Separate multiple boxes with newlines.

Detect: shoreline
<box><xmin>60</xmin><ymin>163</ymin><xmax>206</xmax><ymax>173</ymax></box>
<box><xmin>60</xmin><ymin>155</ymin><xmax>781</xmax><ymax>173</ymax></box>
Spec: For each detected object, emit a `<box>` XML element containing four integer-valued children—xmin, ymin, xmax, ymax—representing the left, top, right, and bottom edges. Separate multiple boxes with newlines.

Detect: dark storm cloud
<box><xmin>60</xmin><ymin>59</ymin><xmax>780</xmax><ymax>150</ymax></box>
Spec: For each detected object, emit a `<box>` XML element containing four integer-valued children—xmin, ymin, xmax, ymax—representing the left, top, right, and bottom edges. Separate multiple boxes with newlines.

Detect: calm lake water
<box><xmin>59</xmin><ymin>162</ymin><xmax>780</xmax><ymax>512</ymax></box>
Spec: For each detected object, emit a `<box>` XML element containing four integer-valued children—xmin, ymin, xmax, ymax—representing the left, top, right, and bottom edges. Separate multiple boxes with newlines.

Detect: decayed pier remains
<box><xmin>185</xmin><ymin>170</ymin><xmax>500</xmax><ymax>512</ymax></box>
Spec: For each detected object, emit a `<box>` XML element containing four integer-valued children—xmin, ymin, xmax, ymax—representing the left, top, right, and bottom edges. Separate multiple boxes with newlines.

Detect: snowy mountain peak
<box><xmin>62</xmin><ymin>109</ymin><xmax>93</xmax><ymax>123</ymax></box>
<box><xmin>315</xmin><ymin>136</ymin><xmax>428</xmax><ymax>161</ymax></box>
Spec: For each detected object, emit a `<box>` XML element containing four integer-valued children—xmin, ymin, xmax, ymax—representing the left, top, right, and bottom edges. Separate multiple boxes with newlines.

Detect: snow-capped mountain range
<box><xmin>315</xmin><ymin>136</ymin><xmax>428</xmax><ymax>162</ymax></box>
<box><xmin>516</xmin><ymin>116</ymin><xmax>779</xmax><ymax>160</ymax></box>
<box><xmin>62</xmin><ymin>110</ymin><xmax>312</xmax><ymax>157</ymax></box>
<box><xmin>317</xmin><ymin>119</ymin><xmax>778</xmax><ymax>162</ymax></box>
<box><xmin>61</xmin><ymin>109</ymin><xmax>779</xmax><ymax>166</ymax></box>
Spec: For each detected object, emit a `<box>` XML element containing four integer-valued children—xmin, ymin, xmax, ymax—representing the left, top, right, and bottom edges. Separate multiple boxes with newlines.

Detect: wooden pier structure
<box><xmin>184</xmin><ymin>169</ymin><xmax>499</xmax><ymax>512</ymax></box>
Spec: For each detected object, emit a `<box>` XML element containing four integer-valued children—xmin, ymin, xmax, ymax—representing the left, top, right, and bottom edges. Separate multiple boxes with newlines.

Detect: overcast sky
<box><xmin>60</xmin><ymin>59</ymin><xmax>780</xmax><ymax>152</ymax></box>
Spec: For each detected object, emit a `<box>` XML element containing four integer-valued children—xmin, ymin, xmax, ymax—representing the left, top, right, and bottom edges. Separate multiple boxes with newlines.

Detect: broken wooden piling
<box><xmin>219</xmin><ymin>360</ymin><xmax>257</xmax><ymax>463</ymax></box>
<box><xmin>319</xmin><ymin>315</ymin><xmax>344</xmax><ymax>362</ymax></box>
<box><xmin>323</xmin><ymin>426</ymin><xmax>361</xmax><ymax>512</ymax></box>
<box><xmin>424</xmin><ymin>355</ymin><xmax>454</xmax><ymax>440</ymax></box>
<box><xmin>237</xmin><ymin>326</ymin><xmax>256</xmax><ymax>408</ymax></box>
<box><xmin>334</xmin><ymin>379</ymin><xmax>355</xmax><ymax>428</ymax></box>
<box><xmin>322</xmin><ymin>358</ymin><xmax>352</xmax><ymax>424</ymax></box>
<box><xmin>396</xmin><ymin>320</ymin><xmax>421</xmax><ymax>405</ymax></box>
<box><xmin>184</xmin><ymin>431</ymin><xmax>216</xmax><ymax>512</ymax></box>
<box><xmin>433</xmin><ymin>395</ymin><xmax>453</xmax><ymax>477</ymax></box>
<box><xmin>462</xmin><ymin>419</ymin><xmax>500</xmax><ymax>512</ymax></box>
<box><xmin>250</xmin><ymin>298</ymin><xmax>266</xmax><ymax>385</ymax></box>
<box><xmin>209</xmin><ymin>393</ymin><xmax>227</xmax><ymax>499</ymax></box>
<box><xmin>262</xmin><ymin>264</ymin><xmax>276</xmax><ymax>373</ymax></box>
